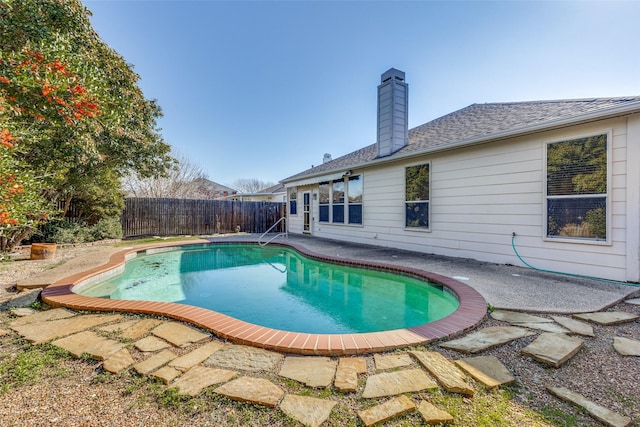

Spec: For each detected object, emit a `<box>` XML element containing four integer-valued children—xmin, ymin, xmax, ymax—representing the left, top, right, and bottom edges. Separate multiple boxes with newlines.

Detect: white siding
<box><xmin>626</xmin><ymin>115</ymin><xmax>640</xmax><ymax>281</ymax></box>
<box><xmin>288</xmin><ymin>114</ymin><xmax>640</xmax><ymax>282</ymax></box>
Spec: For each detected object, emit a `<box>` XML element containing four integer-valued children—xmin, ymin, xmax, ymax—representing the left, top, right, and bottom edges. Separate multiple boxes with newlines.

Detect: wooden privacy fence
<box><xmin>121</xmin><ymin>198</ymin><xmax>284</xmax><ymax>238</ymax></box>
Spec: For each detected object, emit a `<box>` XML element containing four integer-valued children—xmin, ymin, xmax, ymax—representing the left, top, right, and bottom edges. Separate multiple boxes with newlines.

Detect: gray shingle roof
<box><xmin>282</xmin><ymin>96</ymin><xmax>640</xmax><ymax>183</ymax></box>
<box><xmin>260</xmin><ymin>183</ymin><xmax>286</xmax><ymax>194</ymax></box>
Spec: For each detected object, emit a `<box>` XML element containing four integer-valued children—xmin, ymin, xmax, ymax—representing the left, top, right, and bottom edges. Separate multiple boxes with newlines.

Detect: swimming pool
<box><xmin>41</xmin><ymin>240</ymin><xmax>487</xmax><ymax>355</ymax></box>
<box><xmin>75</xmin><ymin>244</ymin><xmax>459</xmax><ymax>334</ymax></box>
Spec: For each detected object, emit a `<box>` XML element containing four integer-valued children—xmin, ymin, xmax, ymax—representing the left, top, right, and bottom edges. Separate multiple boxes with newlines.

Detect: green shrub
<box><xmin>52</xmin><ymin>221</ymin><xmax>92</xmax><ymax>244</ymax></box>
<box><xmin>32</xmin><ymin>218</ymin><xmax>122</xmax><ymax>244</ymax></box>
<box><xmin>90</xmin><ymin>218</ymin><xmax>122</xmax><ymax>240</ymax></box>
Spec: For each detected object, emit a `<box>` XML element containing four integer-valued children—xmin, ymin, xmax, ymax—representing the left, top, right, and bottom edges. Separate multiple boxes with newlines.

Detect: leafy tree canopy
<box><xmin>405</xmin><ymin>164</ymin><xmax>429</xmax><ymax>201</ymax></box>
<box><xmin>547</xmin><ymin>134</ymin><xmax>607</xmax><ymax>196</ymax></box>
<box><xmin>0</xmin><ymin>0</ymin><xmax>174</xmax><ymax>252</ymax></box>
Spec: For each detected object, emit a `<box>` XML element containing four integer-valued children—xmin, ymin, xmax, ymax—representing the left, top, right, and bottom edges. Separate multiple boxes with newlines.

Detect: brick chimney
<box><xmin>376</xmin><ymin>68</ymin><xmax>408</xmax><ymax>158</ymax></box>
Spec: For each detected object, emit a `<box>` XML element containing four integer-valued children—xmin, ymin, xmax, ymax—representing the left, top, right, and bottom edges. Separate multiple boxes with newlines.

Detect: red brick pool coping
<box><xmin>41</xmin><ymin>240</ymin><xmax>487</xmax><ymax>355</ymax></box>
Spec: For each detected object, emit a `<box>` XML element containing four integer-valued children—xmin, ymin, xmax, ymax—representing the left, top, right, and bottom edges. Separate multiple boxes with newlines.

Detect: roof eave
<box><xmin>423</xmin><ymin>99</ymin><xmax>640</xmax><ymax>155</ymax></box>
<box><xmin>282</xmin><ymin>101</ymin><xmax>640</xmax><ymax>185</ymax></box>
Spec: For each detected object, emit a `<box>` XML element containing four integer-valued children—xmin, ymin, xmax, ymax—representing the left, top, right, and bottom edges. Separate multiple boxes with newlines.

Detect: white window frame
<box><xmin>288</xmin><ymin>187</ymin><xmax>298</xmax><ymax>216</ymax></box>
<box><xmin>316</xmin><ymin>175</ymin><xmax>364</xmax><ymax>226</ymax></box>
<box><xmin>332</xmin><ymin>180</ymin><xmax>345</xmax><ymax>223</ymax></box>
<box><xmin>404</xmin><ymin>162</ymin><xmax>431</xmax><ymax>231</ymax></box>
<box><xmin>318</xmin><ymin>182</ymin><xmax>330</xmax><ymax>223</ymax></box>
<box><xmin>543</xmin><ymin>130</ymin><xmax>612</xmax><ymax>245</ymax></box>
<box><xmin>347</xmin><ymin>175</ymin><xmax>363</xmax><ymax>225</ymax></box>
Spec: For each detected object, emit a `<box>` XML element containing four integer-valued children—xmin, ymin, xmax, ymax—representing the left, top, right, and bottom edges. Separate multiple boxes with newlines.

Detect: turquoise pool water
<box><xmin>77</xmin><ymin>244</ymin><xmax>459</xmax><ymax>334</ymax></box>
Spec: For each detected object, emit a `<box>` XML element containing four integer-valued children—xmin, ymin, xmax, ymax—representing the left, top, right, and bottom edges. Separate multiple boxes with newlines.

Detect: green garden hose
<box><xmin>511</xmin><ymin>233</ymin><xmax>640</xmax><ymax>288</ymax></box>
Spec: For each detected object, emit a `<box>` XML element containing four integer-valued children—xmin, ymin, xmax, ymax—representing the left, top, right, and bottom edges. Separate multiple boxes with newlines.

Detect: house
<box><xmin>281</xmin><ymin>68</ymin><xmax>640</xmax><ymax>282</ymax></box>
<box><xmin>192</xmin><ymin>178</ymin><xmax>238</xmax><ymax>200</ymax></box>
<box><xmin>223</xmin><ymin>183</ymin><xmax>287</xmax><ymax>202</ymax></box>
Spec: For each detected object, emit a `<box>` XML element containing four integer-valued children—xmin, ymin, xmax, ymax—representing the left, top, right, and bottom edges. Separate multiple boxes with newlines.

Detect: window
<box><xmin>348</xmin><ymin>175</ymin><xmax>363</xmax><ymax>224</ymax></box>
<box><xmin>332</xmin><ymin>180</ymin><xmax>344</xmax><ymax>223</ymax></box>
<box><xmin>318</xmin><ymin>182</ymin><xmax>330</xmax><ymax>222</ymax></box>
<box><xmin>289</xmin><ymin>188</ymin><xmax>297</xmax><ymax>215</ymax></box>
<box><xmin>546</xmin><ymin>133</ymin><xmax>608</xmax><ymax>241</ymax></box>
<box><xmin>316</xmin><ymin>175</ymin><xmax>364</xmax><ymax>225</ymax></box>
<box><xmin>405</xmin><ymin>163</ymin><xmax>430</xmax><ymax>228</ymax></box>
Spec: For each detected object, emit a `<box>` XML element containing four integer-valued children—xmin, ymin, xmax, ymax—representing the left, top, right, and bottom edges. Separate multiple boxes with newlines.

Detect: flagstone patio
<box><xmin>4</xmin><ymin>302</ymin><xmax>638</xmax><ymax>426</ymax></box>
<box><xmin>2</xmin><ymin>236</ymin><xmax>639</xmax><ymax>425</ymax></box>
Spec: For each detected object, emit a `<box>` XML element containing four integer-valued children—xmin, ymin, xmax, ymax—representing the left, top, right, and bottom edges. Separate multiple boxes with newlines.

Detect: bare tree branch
<box><xmin>232</xmin><ymin>178</ymin><xmax>276</xmax><ymax>194</ymax></box>
<box><xmin>122</xmin><ymin>151</ymin><xmax>212</xmax><ymax>199</ymax></box>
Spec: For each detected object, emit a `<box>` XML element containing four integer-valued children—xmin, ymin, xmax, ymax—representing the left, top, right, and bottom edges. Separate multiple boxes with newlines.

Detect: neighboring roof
<box><xmin>260</xmin><ymin>183</ymin><xmax>286</xmax><ymax>194</ymax></box>
<box><xmin>282</xmin><ymin>96</ymin><xmax>640</xmax><ymax>183</ymax></box>
<box><xmin>220</xmin><ymin>183</ymin><xmax>286</xmax><ymax>200</ymax></box>
<box><xmin>193</xmin><ymin>178</ymin><xmax>237</xmax><ymax>193</ymax></box>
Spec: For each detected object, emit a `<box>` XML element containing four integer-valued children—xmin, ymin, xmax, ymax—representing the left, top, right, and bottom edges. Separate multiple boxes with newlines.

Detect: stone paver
<box><xmin>133</xmin><ymin>349</ymin><xmax>177</xmax><ymax>375</ymax></box>
<box><xmin>613</xmin><ymin>337</ymin><xmax>640</xmax><ymax>356</ymax></box>
<box><xmin>97</xmin><ymin>320</ymin><xmax>140</xmax><ymax>334</ymax></box>
<box><xmin>374</xmin><ymin>353</ymin><xmax>413</xmax><ymax>371</ymax></box>
<box><xmin>204</xmin><ymin>343</ymin><xmax>282</xmax><ymax>372</ymax></box>
<box><xmin>172</xmin><ymin>365</ymin><xmax>237</xmax><ymax>396</ymax></box>
<box><xmin>2</xmin><ymin>288</ymin><xmax>40</xmax><ymax>308</ymax></box>
<box><xmin>491</xmin><ymin>310</ymin><xmax>553</xmax><ymax>323</ymax></box>
<box><xmin>522</xmin><ymin>333</ymin><xmax>584</xmax><ymax>368</ymax></box>
<box><xmin>151</xmin><ymin>322</ymin><xmax>210</xmax><ymax>347</ymax></box>
<box><xmin>417</xmin><ymin>400</ymin><xmax>454</xmax><ymax>425</ymax></box>
<box><xmin>152</xmin><ymin>366</ymin><xmax>182</xmax><ymax>384</ymax></box>
<box><xmin>361</xmin><ymin>368</ymin><xmax>438</xmax><ymax>399</ymax></box>
<box><xmin>11</xmin><ymin>314</ymin><xmax>122</xmax><ymax>345</ymax></box>
<box><xmin>547</xmin><ymin>386</ymin><xmax>632</xmax><ymax>427</ymax></box>
<box><xmin>550</xmin><ymin>316</ymin><xmax>595</xmax><ymax>337</ymax></box>
<box><xmin>455</xmin><ymin>355</ymin><xmax>515</xmax><ymax>388</ymax></box>
<box><xmin>120</xmin><ymin>318</ymin><xmax>164</xmax><ymax>340</ymax></box>
<box><xmin>169</xmin><ymin>341</ymin><xmax>225</xmax><ymax>372</ymax></box>
<box><xmin>134</xmin><ymin>336</ymin><xmax>171</xmax><ymax>352</ymax></box>
<box><xmin>10</xmin><ymin>307</ymin><xmax>76</xmax><ymax>326</ymax></box>
<box><xmin>10</xmin><ymin>307</ymin><xmax>36</xmax><ymax>317</ymax></box>
<box><xmin>334</xmin><ymin>357</ymin><xmax>367</xmax><ymax>392</ymax></box>
<box><xmin>410</xmin><ymin>350</ymin><xmax>474</xmax><ymax>396</ymax></box>
<box><xmin>624</xmin><ymin>298</ymin><xmax>640</xmax><ymax>306</ymax></box>
<box><xmin>516</xmin><ymin>322</ymin><xmax>570</xmax><ymax>333</ymax></box>
<box><xmin>357</xmin><ymin>395</ymin><xmax>416</xmax><ymax>427</ymax></box>
<box><xmin>51</xmin><ymin>330</ymin><xmax>123</xmax><ymax>360</ymax></box>
<box><xmin>280</xmin><ymin>394</ymin><xmax>337</xmax><ymax>427</ymax></box>
<box><xmin>439</xmin><ymin>326</ymin><xmax>535</xmax><ymax>354</ymax></box>
<box><xmin>103</xmin><ymin>348</ymin><xmax>134</xmax><ymax>373</ymax></box>
<box><xmin>573</xmin><ymin>311</ymin><xmax>639</xmax><ymax>325</ymax></box>
<box><xmin>279</xmin><ymin>356</ymin><xmax>337</xmax><ymax>388</ymax></box>
<box><xmin>214</xmin><ymin>376</ymin><xmax>284</xmax><ymax>407</ymax></box>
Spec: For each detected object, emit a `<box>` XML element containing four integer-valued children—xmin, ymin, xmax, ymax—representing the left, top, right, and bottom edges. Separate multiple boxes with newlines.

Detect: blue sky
<box><xmin>84</xmin><ymin>0</ymin><xmax>640</xmax><ymax>186</ymax></box>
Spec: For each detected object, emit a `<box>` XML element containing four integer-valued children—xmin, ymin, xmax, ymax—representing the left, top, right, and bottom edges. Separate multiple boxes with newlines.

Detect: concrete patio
<box><xmin>215</xmin><ymin>234</ymin><xmax>640</xmax><ymax>313</ymax></box>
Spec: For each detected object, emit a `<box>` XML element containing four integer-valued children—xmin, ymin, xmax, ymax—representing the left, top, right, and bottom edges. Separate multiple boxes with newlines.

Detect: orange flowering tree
<box><xmin>0</xmin><ymin>131</ymin><xmax>52</xmax><ymax>255</ymax></box>
<box><xmin>0</xmin><ymin>0</ymin><xmax>173</xmax><ymax>254</ymax></box>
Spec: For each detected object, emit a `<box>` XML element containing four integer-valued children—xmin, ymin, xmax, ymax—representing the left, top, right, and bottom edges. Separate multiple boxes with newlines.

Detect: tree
<box><xmin>546</xmin><ymin>134</ymin><xmax>607</xmax><ymax>196</ymax></box>
<box><xmin>122</xmin><ymin>152</ymin><xmax>211</xmax><ymax>199</ymax></box>
<box><xmin>0</xmin><ymin>0</ymin><xmax>173</xmax><ymax>252</ymax></box>
<box><xmin>0</xmin><ymin>131</ymin><xmax>53</xmax><ymax>255</ymax></box>
<box><xmin>232</xmin><ymin>178</ymin><xmax>277</xmax><ymax>194</ymax></box>
<box><xmin>405</xmin><ymin>164</ymin><xmax>429</xmax><ymax>201</ymax></box>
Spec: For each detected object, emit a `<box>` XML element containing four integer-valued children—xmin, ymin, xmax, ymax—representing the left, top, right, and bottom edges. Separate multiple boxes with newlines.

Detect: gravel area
<box><xmin>0</xmin><ymin>245</ymin><xmax>90</xmax><ymax>297</ymax></box>
<box><xmin>1</xmin><ymin>243</ymin><xmax>639</xmax><ymax>426</ymax></box>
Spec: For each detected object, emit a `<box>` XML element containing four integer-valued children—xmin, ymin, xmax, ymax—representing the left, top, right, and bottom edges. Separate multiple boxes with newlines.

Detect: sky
<box><xmin>84</xmin><ymin>0</ymin><xmax>640</xmax><ymax>187</ymax></box>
